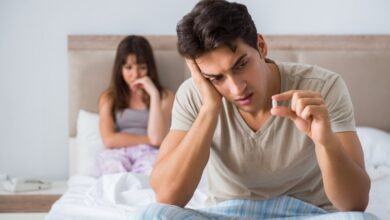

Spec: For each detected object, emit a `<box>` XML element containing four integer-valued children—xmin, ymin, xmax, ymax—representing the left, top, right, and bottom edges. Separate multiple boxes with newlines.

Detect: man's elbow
<box><xmin>355</xmin><ymin>200</ymin><xmax>369</xmax><ymax>212</ymax></box>
<box><xmin>345</xmin><ymin>179</ymin><xmax>370</xmax><ymax>212</ymax></box>
<box><xmin>151</xmin><ymin>178</ymin><xmax>190</xmax><ymax>207</ymax></box>
<box><xmin>337</xmin><ymin>199</ymin><xmax>368</xmax><ymax>212</ymax></box>
<box><xmin>335</xmin><ymin>188</ymin><xmax>370</xmax><ymax>212</ymax></box>
<box><xmin>154</xmin><ymin>190</ymin><xmax>188</xmax><ymax>208</ymax></box>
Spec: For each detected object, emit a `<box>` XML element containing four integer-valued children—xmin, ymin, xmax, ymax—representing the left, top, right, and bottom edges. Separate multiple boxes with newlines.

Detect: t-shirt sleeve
<box><xmin>170</xmin><ymin>78</ymin><xmax>203</xmax><ymax>131</ymax></box>
<box><xmin>322</xmin><ymin>75</ymin><xmax>356</xmax><ymax>132</ymax></box>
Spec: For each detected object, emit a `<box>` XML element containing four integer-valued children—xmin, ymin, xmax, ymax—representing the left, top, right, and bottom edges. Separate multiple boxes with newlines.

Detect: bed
<box><xmin>46</xmin><ymin>35</ymin><xmax>390</xmax><ymax>220</ymax></box>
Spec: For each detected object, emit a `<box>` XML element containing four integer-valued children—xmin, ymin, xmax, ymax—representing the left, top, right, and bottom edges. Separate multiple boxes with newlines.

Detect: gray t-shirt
<box><xmin>116</xmin><ymin>108</ymin><xmax>149</xmax><ymax>135</ymax></box>
<box><xmin>171</xmin><ymin>61</ymin><xmax>355</xmax><ymax>211</ymax></box>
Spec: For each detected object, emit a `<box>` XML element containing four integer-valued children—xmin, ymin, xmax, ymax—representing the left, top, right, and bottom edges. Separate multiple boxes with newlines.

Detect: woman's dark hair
<box><xmin>177</xmin><ymin>0</ymin><xmax>258</xmax><ymax>58</ymax></box>
<box><xmin>107</xmin><ymin>35</ymin><xmax>164</xmax><ymax>120</ymax></box>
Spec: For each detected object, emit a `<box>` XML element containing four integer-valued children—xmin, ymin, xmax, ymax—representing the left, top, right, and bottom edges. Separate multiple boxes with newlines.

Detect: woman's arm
<box><xmin>99</xmin><ymin>91</ymin><xmax>150</xmax><ymax>148</ymax></box>
<box><xmin>131</xmin><ymin>76</ymin><xmax>175</xmax><ymax>146</ymax></box>
<box><xmin>147</xmin><ymin>89</ymin><xmax>175</xmax><ymax>146</ymax></box>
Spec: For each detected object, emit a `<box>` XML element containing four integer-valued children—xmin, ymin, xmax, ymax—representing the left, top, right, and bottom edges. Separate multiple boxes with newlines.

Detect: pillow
<box><xmin>357</xmin><ymin>126</ymin><xmax>390</xmax><ymax>168</ymax></box>
<box><xmin>76</xmin><ymin>110</ymin><xmax>105</xmax><ymax>176</ymax></box>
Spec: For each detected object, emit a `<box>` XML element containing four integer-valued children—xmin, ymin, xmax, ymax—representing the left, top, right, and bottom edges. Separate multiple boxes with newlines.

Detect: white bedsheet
<box><xmin>48</xmin><ymin>127</ymin><xmax>390</xmax><ymax>220</ymax></box>
<box><xmin>366</xmin><ymin>167</ymin><xmax>390</xmax><ymax>219</ymax></box>
<box><xmin>46</xmin><ymin>170</ymin><xmax>390</xmax><ymax>220</ymax></box>
<box><xmin>46</xmin><ymin>173</ymin><xmax>208</xmax><ymax>220</ymax></box>
<box><xmin>46</xmin><ymin>175</ymin><xmax>125</xmax><ymax>220</ymax></box>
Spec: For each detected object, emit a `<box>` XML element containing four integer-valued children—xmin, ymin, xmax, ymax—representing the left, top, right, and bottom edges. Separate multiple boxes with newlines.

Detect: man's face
<box><xmin>195</xmin><ymin>39</ymin><xmax>271</xmax><ymax>114</ymax></box>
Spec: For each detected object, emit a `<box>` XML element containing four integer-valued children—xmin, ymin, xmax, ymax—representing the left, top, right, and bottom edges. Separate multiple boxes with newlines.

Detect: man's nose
<box><xmin>229</xmin><ymin>76</ymin><xmax>246</xmax><ymax>95</ymax></box>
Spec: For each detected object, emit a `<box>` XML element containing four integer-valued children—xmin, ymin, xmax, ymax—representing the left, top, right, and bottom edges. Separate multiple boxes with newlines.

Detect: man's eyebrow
<box><xmin>231</xmin><ymin>54</ymin><xmax>248</xmax><ymax>69</ymax></box>
<box><xmin>201</xmin><ymin>53</ymin><xmax>248</xmax><ymax>77</ymax></box>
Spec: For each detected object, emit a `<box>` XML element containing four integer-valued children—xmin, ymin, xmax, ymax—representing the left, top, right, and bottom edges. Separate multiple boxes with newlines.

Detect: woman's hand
<box><xmin>131</xmin><ymin>76</ymin><xmax>159</xmax><ymax>98</ymax></box>
<box><xmin>270</xmin><ymin>90</ymin><xmax>334</xmax><ymax>146</ymax></box>
<box><xmin>186</xmin><ymin>58</ymin><xmax>222</xmax><ymax>109</ymax></box>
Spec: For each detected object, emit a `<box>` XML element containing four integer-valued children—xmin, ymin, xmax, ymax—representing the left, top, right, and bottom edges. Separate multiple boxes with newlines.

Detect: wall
<box><xmin>0</xmin><ymin>0</ymin><xmax>389</xmax><ymax>180</ymax></box>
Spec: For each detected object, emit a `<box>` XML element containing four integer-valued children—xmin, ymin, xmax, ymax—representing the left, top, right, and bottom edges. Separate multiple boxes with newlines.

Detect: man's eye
<box><xmin>209</xmin><ymin>76</ymin><xmax>223</xmax><ymax>83</ymax></box>
<box><xmin>235</xmin><ymin>61</ymin><xmax>248</xmax><ymax>70</ymax></box>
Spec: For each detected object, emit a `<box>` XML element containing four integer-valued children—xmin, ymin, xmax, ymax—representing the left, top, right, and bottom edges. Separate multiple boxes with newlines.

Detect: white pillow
<box><xmin>357</xmin><ymin>126</ymin><xmax>390</xmax><ymax>168</ymax></box>
<box><xmin>76</xmin><ymin>110</ymin><xmax>105</xmax><ymax>176</ymax></box>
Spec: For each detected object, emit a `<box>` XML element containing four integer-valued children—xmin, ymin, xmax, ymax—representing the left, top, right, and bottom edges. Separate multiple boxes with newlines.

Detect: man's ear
<box><xmin>256</xmin><ymin>34</ymin><xmax>268</xmax><ymax>58</ymax></box>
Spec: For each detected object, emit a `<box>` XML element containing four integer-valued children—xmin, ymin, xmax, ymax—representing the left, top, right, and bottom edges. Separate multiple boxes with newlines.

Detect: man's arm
<box><xmin>271</xmin><ymin>90</ymin><xmax>370</xmax><ymax>211</ymax></box>
<box><xmin>150</xmin><ymin>104</ymin><xmax>220</xmax><ymax>207</ymax></box>
<box><xmin>150</xmin><ymin>59</ymin><xmax>222</xmax><ymax>207</ymax></box>
<box><xmin>315</xmin><ymin>131</ymin><xmax>370</xmax><ymax>211</ymax></box>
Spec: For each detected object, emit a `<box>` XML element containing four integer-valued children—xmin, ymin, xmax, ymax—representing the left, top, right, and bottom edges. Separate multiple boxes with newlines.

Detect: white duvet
<box><xmin>46</xmin><ymin>171</ymin><xmax>390</xmax><ymax>220</ymax></box>
<box><xmin>46</xmin><ymin>173</ymin><xmax>209</xmax><ymax>220</ymax></box>
<box><xmin>46</xmin><ymin>127</ymin><xmax>390</xmax><ymax>220</ymax></box>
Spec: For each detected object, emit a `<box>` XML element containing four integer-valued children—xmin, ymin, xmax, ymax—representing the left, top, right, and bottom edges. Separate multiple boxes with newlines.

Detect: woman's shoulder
<box><xmin>160</xmin><ymin>89</ymin><xmax>175</xmax><ymax>108</ymax></box>
<box><xmin>99</xmin><ymin>90</ymin><xmax>113</xmax><ymax>108</ymax></box>
<box><xmin>161</xmin><ymin>89</ymin><xmax>175</xmax><ymax>100</ymax></box>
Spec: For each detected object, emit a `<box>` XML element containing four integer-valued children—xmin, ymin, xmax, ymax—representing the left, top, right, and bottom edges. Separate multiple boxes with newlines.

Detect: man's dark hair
<box><xmin>177</xmin><ymin>0</ymin><xmax>258</xmax><ymax>59</ymax></box>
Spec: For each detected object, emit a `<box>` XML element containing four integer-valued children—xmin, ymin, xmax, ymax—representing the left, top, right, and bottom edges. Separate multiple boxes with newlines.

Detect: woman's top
<box><xmin>116</xmin><ymin>108</ymin><xmax>149</xmax><ymax>135</ymax></box>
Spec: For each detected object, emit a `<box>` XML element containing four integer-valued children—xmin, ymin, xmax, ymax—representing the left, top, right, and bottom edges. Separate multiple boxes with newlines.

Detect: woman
<box><xmin>97</xmin><ymin>35</ymin><xmax>174</xmax><ymax>175</ymax></box>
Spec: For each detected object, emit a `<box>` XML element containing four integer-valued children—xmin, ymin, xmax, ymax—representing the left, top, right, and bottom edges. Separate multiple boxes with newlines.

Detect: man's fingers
<box><xmin>271</xmin><ymin>106</ymin><xmax>312</xmax><ymax>134</ymax></box>
<box><xmin>272</xmin><ymin>90</ymin><xmax>323</xmax><ymax>114</ymax></box>
<box><xmin>270</xmin><ymin>106</ymin><xmax>296</xmax><ymax>120</ymax></box>
<box><xmin>272</xmin><ymin>90</ymin><xmax>295</xmax><ymax>101</ymax></box>
<box><xmin>185</xmin><ymin>58</ymin><xmax>201</xmax><ymax>75</ymax></box>
<box><xmin>294</xmin><ymin>97</ymin><xmax>324</xmax><ymax>117</ymax></box>
<box><xmin>185</xmin><ymin>58</ymin><xmax>208</xmax><ymax>85</ymax></box>
<box><xmin>301</xmin><ymin>105</ymin><xmax>326</xmax><ymax>120</ymax></box>
<box><xmin>272</xmin><ymin>90</ymin><xmax>321</xmax><ymax>102</ymax></box>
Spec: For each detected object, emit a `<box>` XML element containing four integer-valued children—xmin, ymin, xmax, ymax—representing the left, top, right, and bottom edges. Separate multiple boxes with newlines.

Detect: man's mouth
<box><xmin>235</xmin><ymin>92</ymin><xmax>253</xmax><ymax>105</ymax></box>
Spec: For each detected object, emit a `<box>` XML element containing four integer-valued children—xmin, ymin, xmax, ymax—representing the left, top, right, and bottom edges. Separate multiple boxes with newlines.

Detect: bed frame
<box><xmin>68</xmin><ymin>35</ymin><xmax>390</xmax><ymax>175</ymax></box>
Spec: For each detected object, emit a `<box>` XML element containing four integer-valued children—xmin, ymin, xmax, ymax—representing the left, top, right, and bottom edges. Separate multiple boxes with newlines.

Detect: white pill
<box><xmin>272</xmin><ymin>99</ymin><xmax>278</xmax><ymax>108</ymax></box>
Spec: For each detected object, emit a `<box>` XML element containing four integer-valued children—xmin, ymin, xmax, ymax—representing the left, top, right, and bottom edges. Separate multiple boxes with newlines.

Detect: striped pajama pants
<box><xmin>131</xmin><ymin>196</ymin><xmax>379</xmax><ymax>220</ymax></box>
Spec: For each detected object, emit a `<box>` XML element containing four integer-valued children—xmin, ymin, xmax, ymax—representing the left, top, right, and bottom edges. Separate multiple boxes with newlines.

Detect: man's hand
<box><xmin>186</xmin><ymin>59</ymin><xmax>222</xmax><ymax>109</ymax></box>
<box><xmin>270</xmin><ymin>90</ymin><xmax>333</xmax><ymax>146</ymax></box>
<box><xmin>271</xmin><ymin>90</ymin><xmax>370</xmax><ymax>211</ymax></box>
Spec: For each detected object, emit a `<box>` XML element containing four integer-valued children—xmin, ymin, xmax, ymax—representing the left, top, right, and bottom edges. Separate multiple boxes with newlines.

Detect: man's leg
<box><xmin>132</xmin><ymin>197</ymin><xmax>380</xmax><ymax>220</ymax></box>
<box><xmin>132</xmin><ymin>203</ymin><xmax>227</xmax><ymax>220</ymax></box>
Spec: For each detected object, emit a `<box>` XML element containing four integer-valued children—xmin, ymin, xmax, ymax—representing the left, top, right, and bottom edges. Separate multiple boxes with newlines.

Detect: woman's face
<box><xmin>122</xmin><ymin>54</ymin><xmax>148</xmax><ymax>87</ymax></box>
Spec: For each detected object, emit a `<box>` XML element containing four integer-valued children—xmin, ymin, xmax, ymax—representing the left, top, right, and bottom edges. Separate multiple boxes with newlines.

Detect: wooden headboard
<box><xmin>68</xmin><ymin>35</ymin><xmax>390</xmax><ymax>137</ymax></box>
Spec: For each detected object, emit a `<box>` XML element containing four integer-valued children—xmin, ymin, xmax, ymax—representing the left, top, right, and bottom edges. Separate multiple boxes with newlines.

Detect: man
<box><xmin>146</xmin><ymin>0</ymin><xmax>375</xmax><ymax>219</ymax></box>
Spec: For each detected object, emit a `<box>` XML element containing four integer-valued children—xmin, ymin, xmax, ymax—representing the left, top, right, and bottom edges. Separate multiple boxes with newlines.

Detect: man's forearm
<box><xmin>151</xmin><ymin>105</ymin><xmax>220</xmax><ymax>207</ymax></box>
<box><xmin>315</xmin><ymin>134</ymin><xmax>370</xmax><ymax>211</ymax></box>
